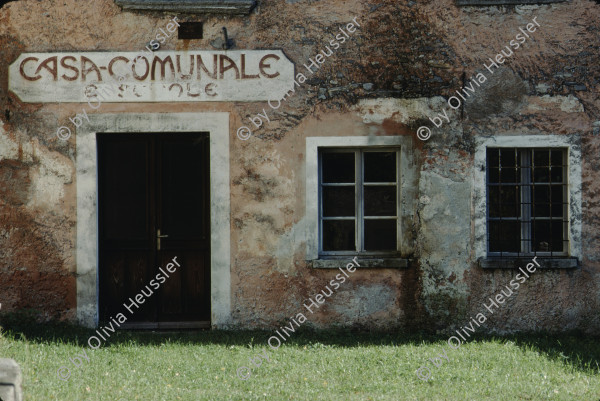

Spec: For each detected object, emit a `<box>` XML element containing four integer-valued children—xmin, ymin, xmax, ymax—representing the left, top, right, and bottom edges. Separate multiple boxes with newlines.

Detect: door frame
<box><xmin>75</xmin><ymin>112</ymin><xmax>231</xmax><ymax>329</ymax></box>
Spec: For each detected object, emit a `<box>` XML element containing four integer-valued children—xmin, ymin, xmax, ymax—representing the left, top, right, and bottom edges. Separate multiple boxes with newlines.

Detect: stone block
<box><xmin>0</xmin><ymin>359</ymin><xmax>22</xmax><ymax>401</ymax></box>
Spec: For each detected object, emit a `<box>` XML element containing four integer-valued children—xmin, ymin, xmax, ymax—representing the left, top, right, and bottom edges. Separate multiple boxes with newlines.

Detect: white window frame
<box><xmin>486</xmin><ymin>147</ymin><xmax>569</xmax><ymax>257</ymax></box>
<box><xmin>319</xmin><ymin>148</ymin><xmax>401</xmax><ymax>256</ymax></box>
<box><xmin>473</xmin><ymin>135</ymin><xmax>582</xmax><ymax>261</ymax></box>
<box><xmin>306</xmin><ymin>136</ymin><xmax>416</xmax><ymax>261</ymax></box>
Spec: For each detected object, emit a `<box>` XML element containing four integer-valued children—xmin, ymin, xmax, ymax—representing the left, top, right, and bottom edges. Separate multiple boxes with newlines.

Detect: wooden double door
<box><xmin>97</xmin><ymin>132</ymin><xmax>210</xmax><ymax>328</ymax></box>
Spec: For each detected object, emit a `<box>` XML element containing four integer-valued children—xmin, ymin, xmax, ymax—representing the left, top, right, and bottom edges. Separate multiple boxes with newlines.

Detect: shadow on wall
<box><xmin>1</xmin><ymin>309</ymin><xmax>599</xmax><ymax>375</ymax></box>
<box><xmin>0</xmin><ymin>0</ymin><xmax>17</xmax><ymax>8</ymax></box>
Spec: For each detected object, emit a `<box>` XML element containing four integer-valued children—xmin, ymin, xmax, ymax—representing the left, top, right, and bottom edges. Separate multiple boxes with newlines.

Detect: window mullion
<box><xmin>356</xmin><ymin>150</ymin><xmax>363</xmax><ymax>253</ymax></box>
<box><xmin>396</xmin><ymin>149</ymin><xmax>401</xmax><ymax>253</ymax></box>
<box><xmin>486</xmin><ymin>150</ymin><xmax>490</xmax><ymax>254</ymax></box>
<box><xmin>521</xmin><ymin>150</ymin><xmax>532</xmax><ymax>255</ymax></box>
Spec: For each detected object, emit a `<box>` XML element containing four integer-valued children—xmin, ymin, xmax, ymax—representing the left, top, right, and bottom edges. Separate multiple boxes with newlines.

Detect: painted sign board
<box><xmin>9</xmin><ymin>50</ymin><xmax>294</xmax><ymax>102</ymax></box>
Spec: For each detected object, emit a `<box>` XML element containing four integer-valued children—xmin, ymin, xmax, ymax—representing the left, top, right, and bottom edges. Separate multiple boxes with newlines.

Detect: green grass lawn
<box><xmin>1</xmin><ymin>313</ymin><xmax>599</xmax><ymax>401</ymax></box>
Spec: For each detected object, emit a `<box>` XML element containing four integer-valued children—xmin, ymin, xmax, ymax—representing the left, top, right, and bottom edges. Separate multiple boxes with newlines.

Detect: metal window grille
<box><xmin>318</xmin><ymin>148</ymin><xmax>401</xmax><ymax>256</ymax></box>
<box><xmin>486</xmin><ymin>147</ymin><xmax>569</xmax><ymax>257</ymax></box>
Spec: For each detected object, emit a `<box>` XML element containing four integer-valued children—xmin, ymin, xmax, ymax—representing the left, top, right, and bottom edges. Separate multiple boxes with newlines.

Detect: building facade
<box><xmin>0</xmin><ymin>0</ymin><xmax>598</xmax><ymax>333</ymax></box>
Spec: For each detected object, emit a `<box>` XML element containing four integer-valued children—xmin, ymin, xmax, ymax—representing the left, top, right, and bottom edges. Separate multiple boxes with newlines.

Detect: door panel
<box><xmin>98</xmin><ymin>133</ymin><xmax>210</xmax><ymax>326</ymax></box>
<box><xmin>157</xmin><ymin>136</ymin><xmax>210</xmax><ymax>321</ymax></box>
<box><xmin>104</xmin><ymin>251</ymin><xmax>156</xmax><ymax>322</ymax></box>
<box><xmin>160</xmin><ymin>138</ymin><xmax>209</xmax><ymax>240</ymax></box>
<box><xmin>157</xmin><ymin>251</ymin><xmax>210</xmax><ymax>320</ymax></box>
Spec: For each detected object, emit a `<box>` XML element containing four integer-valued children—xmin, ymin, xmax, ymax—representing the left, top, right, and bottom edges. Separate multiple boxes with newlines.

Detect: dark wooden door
<box><xmin>98</xmin><ymin>132</ymin><xmax>210</xmax><ymax>328</ymax></box>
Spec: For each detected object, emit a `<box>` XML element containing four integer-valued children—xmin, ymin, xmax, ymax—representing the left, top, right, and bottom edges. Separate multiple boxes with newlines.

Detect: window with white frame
<box><xmin>319</xmin><ymin>148</ymin><xmax>400</xmax><ymax>256</ymax></box>
<box><xmin>486</xmin><ymin>147</ymin><xmax>569</xmax><ymax>257</ymax></box>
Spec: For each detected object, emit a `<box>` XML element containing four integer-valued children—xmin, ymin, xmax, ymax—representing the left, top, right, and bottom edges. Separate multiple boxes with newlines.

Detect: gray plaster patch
<box><xmin>417</xmin><ymin>170</ymin><xmax>471</xmax><ymax>317</ymax></box>
<box><xmin>464</xmin><ymin>68</ymin><xmax>528</xmax><ymax>120</ymax></box>
<box><xmin>332</xmin><ymin>284</ymin><xmax>396</xmax><ymax>320</ymax></box>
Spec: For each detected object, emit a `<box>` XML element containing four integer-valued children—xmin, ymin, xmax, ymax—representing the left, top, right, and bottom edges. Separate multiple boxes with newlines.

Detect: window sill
<box><xmin>310</xmin><ymin>258</ymin><xmax>410</xmax><ymax>269</ymax></box>
<box><xmin>114</xmin><ymin>0</ymin><xmax>256</xmax><ymax>14</ymax></box>
<box><xmin>479</xmin><ymin>257</ymin><xmax>579</xmax><ymax>269</ymax></box>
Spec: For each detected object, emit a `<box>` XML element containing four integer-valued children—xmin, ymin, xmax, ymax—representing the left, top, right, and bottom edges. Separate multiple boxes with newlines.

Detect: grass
<box><xmin>0</xmin><ymin>312</ymin><xmax>599</xmax><ymax>400</ymax></box>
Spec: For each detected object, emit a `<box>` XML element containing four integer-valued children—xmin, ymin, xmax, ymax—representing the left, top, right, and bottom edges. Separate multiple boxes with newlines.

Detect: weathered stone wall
<box><xmin>0</xmin><ymin>0</ymin><xmax>598</xmax><ymax>333</ymax></box>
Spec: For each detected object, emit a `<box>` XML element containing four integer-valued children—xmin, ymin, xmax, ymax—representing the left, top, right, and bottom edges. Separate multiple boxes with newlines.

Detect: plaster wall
<box><xmin>0</xmin><ymin>0</ymin><xmax>598</xmax><ymax>333</ymax></box>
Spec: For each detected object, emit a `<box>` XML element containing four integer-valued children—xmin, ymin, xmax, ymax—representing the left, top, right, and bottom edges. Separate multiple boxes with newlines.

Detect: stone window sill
<box><xmin>114</xmin><ymin>0</ymin><xmax>256</xmax><ymax>14</ymax></box>
<box><xmin>310</xmin><ymin>258</ymin><xmax>410</xmax><ymax>269</ymax></box>
<box><xmin>479</xmin><ymin>257</ymin><xmax>579</xmax><ymax>269</ymax></box>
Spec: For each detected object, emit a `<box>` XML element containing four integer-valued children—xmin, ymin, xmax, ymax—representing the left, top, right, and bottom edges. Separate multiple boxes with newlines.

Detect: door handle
<box><xmin>157</xmin><ymin>229</ymin><xmax>168</xmax><ymax>250</ymax></box>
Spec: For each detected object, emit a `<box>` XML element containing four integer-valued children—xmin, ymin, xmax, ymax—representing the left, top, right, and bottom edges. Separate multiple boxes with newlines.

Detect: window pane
<box><xmin>551</xmin><ymin>150</ymin><xmax>563</xmax><ymax>166</ymax></box>
<box><xmin>501</xmin><ymin>186</ymin><xmax>520</xmax><ymax>217</ymax></box>
<box><xmin>533</xmin><ymin>150</ymin><xmax>552</xmax><ymax>183</ymax></box>
<box><xmin>500</xmin><ymin>166</ymin><xmax>518</xmax><ymax>183</ymax></box>
<box><xmin>534</xmin><ymin>185</ymin><xmax>549</xmax><ymax>201</ymax></box>
<box><xmin>533</xmin><ymin>149</ymin><xmax>550</xmax><ymax>167</ymax></box>
<box><xmin>322</xmin><ymin>152</ymin><xmax>354</xmax><ymax>183</ymax></box>
<box><xmin>489</xmin><ymin>186</ymin><xmax>520</xmax><ymax>218</ymax></box>
<box><xmin>488</xmin><ymin>168</ymin><xmax>500</xmax><ymax>183</ymax></box>
<box><xmin>364</xmin><ymin>152</ymin><xmax>396</xmax><ymax>182</ymax></box>
<box><xmin>550</xmin><ymin>185</ymin><xmax>563</xmax><ymax>202</ymax></box>
<box><xmin>322</xmin><ymin>187</ymin><xmax>355</xmax><ymax>217</ymax></box>
<box><xmin>533</xmin><ymin>186</ymin><xmax>550</xmax><ymax>217</ymax></box>
<box><xmin>323</xmin><ymin>220</ymin><xmax>355</xmax><ymax>251</ymax></box>
<box><xmin>364</xmin><ymin>219</ymin><xmax>396</xmax><ymax>251</ymax></box>
<box><xmin>532</xmin><ymin>220</ymin><xmax>563</xmax><ymax>252</ymax></box>
<box><xmin>550</xmin><ymin>166</ymin><xmax>563</xmax><ymax>183</ymax></box>
<box><xmin>488</xmin><ymin>221</ymin><xmax>520</xmax><ymax>253</ymax></box>
<box><xmin>488</xmin><ymin>186</ymin><xmax>500</xmax><ymax>217</ymax></box>
<box><xmin>532</xmin><ymin>203</ymin><xmax>550</xmax><ymax>218</ymax></box>
<box><xmin>487</xmin><ymin>148</ymin><xmax>500</xmax><ymax>168</ymax></box>
<box><xmin>533</xmin><ymin>167</ymin><xmax>550</xmax><ymax>182</ymax></box>
<box><xmin>551</xmin><ymin>204</ymin><xmax>565</xmax><ymax>218</ymax></box>
<box><xmin>364</xmin><ymin>186</ymin><xmax>396</xmax><ymax>216</ymax></box>
<box><xmin>500</xmin><ymin>149</ymin><xmax>517</xmax><ymax>168</ymax></box>
<box><xmin>551</xmin><ymin>185</ymin><xmax>565</xmax><ymax>218</ymax></box>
